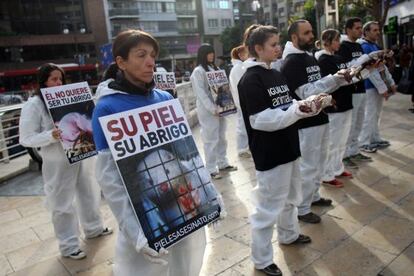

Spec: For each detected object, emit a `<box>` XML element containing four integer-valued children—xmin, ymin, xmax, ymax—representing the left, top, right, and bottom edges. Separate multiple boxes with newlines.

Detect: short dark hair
<box><xmin>112</xmin><ymin>29</ymin><xmax>159</xmax><ymax>60</ymax></box>
<box><xmin>287</xmin><ymin>19</ymin><xmax>308</xmax><ymax>40</ymax></box>
<box><xmin>246</xmin><ymin>25</ymin><xmax>279</xmax><ymax>58</ymax></box>
<box><xmin>363</xmin><ymin>21</ymin><xmax>379</xmax><ymax>36</ymax></box>
<box><xmin>344</xmin><ymin>17</ymin><xmax>362</xmax><ymax>32</ymax></box>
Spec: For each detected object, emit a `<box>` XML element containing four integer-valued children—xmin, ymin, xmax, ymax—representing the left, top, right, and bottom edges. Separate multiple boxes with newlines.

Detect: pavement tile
<box><xmin>380</xmin><ymin>242</ymin><xmax>414</xmax><ymax>276</ymax></box>
<box><xmin>231</xmin><ymin>243</ymin><xmax>322</xmax><ymax>276</ymax></box>
<box><xmin>385</xmin><ymin>192</ymin><xmax>414</xmax><ymax>221</ymax></box>
<box><xmin>76</xmin><ymin>260</ymin><xmax>114</xmax><ymax>276</ymax></box>
<box><xmin>16</xmin><ymin>199</ymin><xmax>47</xmax><ymax>217</ymax></box>
<box><xmin>6</xmin><ymin>238</ymin><xmax>60</xmax><ymax>271</ymax></box>
<box><xmin>351</xmin><ymin>215</ymin><xmax>414</xmax><ymax>255</ymax></box>
<box><xmin>300</xmin><ymin>239</ymin><xmax>396</xmax><ymax>276</ymax></box>
<box><xmin>0</xmin><ymin>211</ymin><xmax>50</xmax><ymax>237</ymax></box>
<box><xmin>59</xmin><ymin>232</ymin><xmax>116</xmax><ymax>275</ymax></box>
<box><xmin>300</xmin><ymin>215</ymin><xmax>362</xmax><ymax>253</ymax></box>
<box><xmin>224</xmin><ymin>223</ymin><xmax>279</xmax><ymax>247</ymax></box>
<box><xmin>368</xmin><ymin>170</ymin><xmax>414</xmax><ymax>204</ymax></box>
<box><xmin>6</xmin><ymin>257</ymin><xmax>70</xmax><ymax>276</ymax></box>
<box><xmin>0</xmin><ymin>228</ymin><xmax>40</xmax><ymax>254</ymax></box>
<box><xmin>206</xmin><ymin>215</ymin><xmax>248</xmax><ymax>241</ymax></box>
<box><xmin>226</xmin><ymin>202</ymin><xmax>252</xmax><ymax>221</ymax></box>
<box><xmin>32</xmin><ymin>222</ymin><xmax>56</xmax><ymax>241</ymax></box>
<box><xmin>0</xmin><ymin>209</ymin><xmax>21</xmax><ymax>224</ymax></box>
<box><xmin>0</xmin><ymin>254</ymin><xmax>13</xmax><ymax>276</ymax></box>
<box><xmin>326</xmin><ymin>193</ymin><xmax>388</xmax><ymax>225</ymax></box>
<box><xmin>200</xmin><ymin>236</ymin><xmax>250</xmax><ymax>276</ymax></box>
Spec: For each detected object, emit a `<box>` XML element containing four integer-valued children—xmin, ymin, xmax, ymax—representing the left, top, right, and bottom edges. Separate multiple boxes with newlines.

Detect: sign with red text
<box><xmin>41</xmin><ymin>82</ymin><xmax>97</xmax><ymax>164</ymax></box>
<box><xmin>98</xmin><ymin>99</ymin><xmax>221</xmax><ymax>251</ymax></box>
<box><xmin>153</xmin><ymin>72</ymin><xmax>176</xmax><ymax>91</ymax></box>
<box><xmin>206</xmin><ymin>69</ymin><xmax>237</xmax><ymax>116</ymax></box>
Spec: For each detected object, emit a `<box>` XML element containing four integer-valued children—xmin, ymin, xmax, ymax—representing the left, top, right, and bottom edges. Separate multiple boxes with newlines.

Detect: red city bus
<box><xmin>0</xmin><ymin>63</ymin><xmax>99</xmax><ymax>99</ymax></box>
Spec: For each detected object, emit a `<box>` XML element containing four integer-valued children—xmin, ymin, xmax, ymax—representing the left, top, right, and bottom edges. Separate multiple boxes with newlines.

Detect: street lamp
<box><xmin>63</xmin><ymin>25</ymin><xmax>87</xmax><ymax>65</ymax></box>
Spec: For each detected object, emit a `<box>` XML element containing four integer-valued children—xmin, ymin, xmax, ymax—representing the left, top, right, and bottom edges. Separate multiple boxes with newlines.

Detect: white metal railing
<box><xmin>0</xmin><ymin>103</ymin><xmax>27</xmax><ymax>163</ymax></box>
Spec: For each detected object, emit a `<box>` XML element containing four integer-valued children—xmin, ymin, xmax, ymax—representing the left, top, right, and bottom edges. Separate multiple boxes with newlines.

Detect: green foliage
<box><xmin>303</xmin><ymin>0</ymin><xmax>316</xmax><ymax>31</ymax></box>
<box><xmin>220</xmin><ymin>25</ymin><xmax>243</xmax><ymax>54</ymax></box>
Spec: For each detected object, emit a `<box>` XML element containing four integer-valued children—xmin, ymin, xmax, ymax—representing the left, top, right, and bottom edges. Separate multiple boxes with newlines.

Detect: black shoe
<box><xmin>311</xmin><ymin>198</ymin><xmax>333</xmax><ymax>207</ymax></box>
<box><xmin>290</xmin><ymin>234</ymin><xmax>312</xmax><ymax>244</ymax></box>
<box><xmin>298</xmin><ymin>212</ymin><xmax>321</xmax><ymax>224</ymax></box>
<box><xmin>257</xmin><ymin>263</ymin><xmax>282</xmax><ymax>276</ymax></box>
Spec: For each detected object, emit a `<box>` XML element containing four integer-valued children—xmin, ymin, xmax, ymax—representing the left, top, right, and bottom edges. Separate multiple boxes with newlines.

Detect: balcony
<box><xmin>178</xmin><ymin>28</ymin><xmax>199</xmax><ymax>34</ymax></box>
<box><xmin>108</xmin><ymin>8</ymin><xmax>140</xmax><ymax>18</ymax></box>
<box><xmin>176</xmin><ymin>9</ymin><xmax>197</xmax><ymax>17</ymax></box>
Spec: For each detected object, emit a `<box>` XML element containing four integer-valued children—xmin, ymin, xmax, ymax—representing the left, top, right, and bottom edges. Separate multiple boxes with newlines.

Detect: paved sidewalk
<box><xmin>0</xmin><ymin>93</ymin><xmax>413</xmax><ymax>276</ymax></box>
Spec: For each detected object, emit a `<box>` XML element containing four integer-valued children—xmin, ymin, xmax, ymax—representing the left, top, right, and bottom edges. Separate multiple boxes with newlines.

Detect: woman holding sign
<box><xmin>190</xmin><ymin>44</ymin><xmax>237</xmax><ymax>179</ymax></box>
<box><xmin>92</xmin><ymin>30</ymin><xmax>210</xmax><ymax>276</ymax></box>
<box><xmin>19</xmin><ymin>63</ymin><xmax>112</xmax><ymax>260</ymax></box>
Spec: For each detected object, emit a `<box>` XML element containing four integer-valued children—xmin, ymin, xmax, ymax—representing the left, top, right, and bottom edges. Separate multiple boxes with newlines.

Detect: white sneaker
<box><xmin>64</xmin><ymin>249</ymin><xmax>86</xmax><ymax>260</ymax></box>
<box><xmin>87</xmin><ymin>227</ymin><xmax>113</xmax><ymax>239</ymax></box>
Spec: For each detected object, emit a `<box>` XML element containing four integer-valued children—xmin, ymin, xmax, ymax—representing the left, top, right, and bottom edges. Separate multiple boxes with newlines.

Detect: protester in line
<box><xmin>316</xmin><ymin>29</ymin><xmax>355</xmax><ymax>187</ymax></box>
<box><xmin>190</xmin><ymin>44</ymin><xmax>237</xmax><ymax>179</ymax></box>
<box><xmin>229</xmin><ymin>45</ymin><xmax>251</xmax><ymax>158</ymax></box>
<box><xmin>340</xmin><ymin>17</ymin><xmax>374</xmax><ymax>167</ymax></box>
<box><xmin>92</xmin><ymin>30</ymin><xmax>207</xmax><ymax>275</ymax></box>
<box><xmin>19</xmin><ymin>63</ymin><xmax>112</xmax><ymax>260</ymax></box>
<box><xmin>238</xmin><ymin>25</ymin><xmax>332</xmax><ymax>276</ymax></box>
<box><xmin>281</xmin><ymin>20</ymin><xmax>350</xmax><ymax>223</ymax></box>
<box><xmin>359</xmin><ymin>21</ymin><xmax>396</xmax><ymax>151</ymax></box>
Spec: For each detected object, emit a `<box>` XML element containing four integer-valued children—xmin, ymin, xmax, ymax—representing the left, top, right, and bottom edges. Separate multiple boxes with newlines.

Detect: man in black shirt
<box><xmin>339</xmin><ymin>17</ymin><xmax>375</xmax><ymax>165</ymax></box>
<box><xmin>281</xmin><ymin>20</ymin><xmax>348</xmax><ymax>224</ymax></box>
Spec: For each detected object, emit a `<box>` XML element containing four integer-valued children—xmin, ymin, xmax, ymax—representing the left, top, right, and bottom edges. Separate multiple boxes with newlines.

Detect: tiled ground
<box><xmin>0</xmin><ymin>93</ymin><xmax>413</xmax><ymax>276</ymax></box>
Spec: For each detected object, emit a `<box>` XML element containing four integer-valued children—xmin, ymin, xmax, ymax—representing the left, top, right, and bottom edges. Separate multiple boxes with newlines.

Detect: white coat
<box><xmin>229</xmin><ymin>59</ymin><xmax>249</xmax><ymax>154</ymax></box>
<box><xmin>19</xmin><ymin>96</ymin><xmax>104</xmax><ymax>256</ymax></box>
<box><xmin>190</xmin><ymin>65</ymin><xmax>229</xmax><ymax>174</ymax></box>
<box><xmin>93</xmin><ymin>83</ymin><xmax>209</xmax><ymax>276</ymax></box>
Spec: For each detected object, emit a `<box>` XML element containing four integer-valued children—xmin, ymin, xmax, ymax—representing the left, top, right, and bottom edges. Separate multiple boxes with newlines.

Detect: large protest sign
<box><xmin>153</xmin><ymin>72</ymin><xmax>176</xmax><ymax>91</ymax></box>
<box><xmin>41</xmin><ymin>82</ymin><xmax>97</xmax><ymax>164</ymax></box>
<box><xmin>206</xmin><ymin>69</ymin><xmax>237</xmax><ymax>116</ymax></box>
<box><xmin>99</xmin><ymin>99</ymin><xmax>221</xmax><ymax>251</ymax></box>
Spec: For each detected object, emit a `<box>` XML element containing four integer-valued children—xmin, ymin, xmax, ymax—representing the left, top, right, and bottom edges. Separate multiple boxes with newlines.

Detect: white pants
<box><xmin>114</xmin><ymin>228</ymin><xmax>206</xmax><ymax>276</ymax></box>
<box><xmin>297</xmin><ymin>124</ymin><xmax>329</xmax><ymax>216</ymax></box>
<box><xmin>359</xmin><ymin>88</ymin><xmax>384</xmax><ymax>145</ymax></box>
<box><xmin>322</xmin><ymin>110</ymin><xmax>353</xmax><ymax>181</ymax></box>
<box><xmin>250</xmin><ymin>159</ymin><xmax>301</xmax><ymax>269</ymax></box>
<box><xmin>236</xmin><ymin>110</ymin><xmax>249</xmax><ymax>153</ymax></box>
<box><xmin>345</xmin><ymin>93</ymin><xmax>366</xmax><ymax>158</ymax></box>
<box><xmin>42</xmin><ymin>144</ymin><xmax>104</xmax><ymax>256</ymax></box>
<box><xmin>197</xmin><ymin>104</ymin><xmax>229</xmax><ymax>174</ymax></box>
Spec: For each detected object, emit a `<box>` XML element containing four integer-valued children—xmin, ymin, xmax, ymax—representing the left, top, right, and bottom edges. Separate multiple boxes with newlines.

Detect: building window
<box><xmin>279</xmin><ymin>22</ymin><xmax>285</xmax><ymax>30</ymax></box>
<box><xmin>208</xmin><ymin>19</ymin><xmax>218</xmax><ymax>28</ymax></box>
<box><xmin>219</xmin><ymin>0</ymin><xmax>229</xmax><ymax>9</ymax></box>
<box><xmin>221</xmin><ymin>19</ymin><xmax>232</xmax><ymax>27</ymax></box>
<box><xmin>206</xmin><ymin>0</ymin><xmax>218</xmax><ymax>9</ymax></box>
<box><xmin>161</xmin><ymin>2</ymin><xmax>175</xmax><ymax>13</ymax></box>
<box><xmin>278</xmin><ymin>7</ymin><xmax>285</xmax><ymax>17</ymax></box>
<box><xmin>140</xmin><ymin>21</ymin><xmax>158</xmax><ymax>33</ymax></box>
<box><xmin>139</xmin><ymin>2</ymin><xmax>158</xmax><ymax>13</ymax></box>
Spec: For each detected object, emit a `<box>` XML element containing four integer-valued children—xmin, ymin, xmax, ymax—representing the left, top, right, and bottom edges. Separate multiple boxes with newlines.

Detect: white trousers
<box><xmin>250</xmin><ymin>159</ymin><xmax>302</xmax><ymax>269</ymax></box>
<box><xmin>114</xmin><ymin>228</ymin><xmax>206</xmax><ymax>276</ymax></box>
<box><xmin>197</xmin><ymin>105</ymin><xmax>229</xmax><ymax>174</ymax></box>
<box><xmin>359</xmin><ymin>88</ymin><xmax>384</xmax><ymax>145</ymax></box>
<box><xmin>322</xmin><ymin>110</ymin><xmax>353</xmax><ymax>181</ymax></box>
<box><xmin>297</xmin><ymin>124</ymin><xmax>330</xmax><ymax>216</ymax></box>
<box><xmin>42</xmin><ymin>144</ymin><xmax>104</xmax><ymax>256</ymax></box>
<box><xmin>345</xmin><ymin>93</ymin><xmax>366</xmax><ymax>158</ymax></box>
<box><xmin>236</xmin><ymin>110</ymin><xmax>249</xmax><ymax>153</ymax></box>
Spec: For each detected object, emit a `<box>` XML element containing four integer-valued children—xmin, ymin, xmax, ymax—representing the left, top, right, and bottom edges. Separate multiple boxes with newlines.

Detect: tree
<box><xmin>220</xmin><ymin>25</ymin><xmax>243</xmax><ymax>55</ymax></box>
<box><xmin>339</xmin><ymin>0</ymin><xmax>391</xmax><ymax>46</ymax></box>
